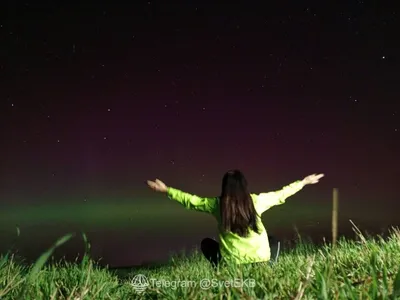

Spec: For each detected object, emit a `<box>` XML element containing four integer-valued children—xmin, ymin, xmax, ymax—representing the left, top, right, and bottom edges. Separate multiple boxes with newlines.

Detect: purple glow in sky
<box><xmin>1</xmin><ymin>1</ymin><xmax>399</xmax><ymax>266</ymax></box>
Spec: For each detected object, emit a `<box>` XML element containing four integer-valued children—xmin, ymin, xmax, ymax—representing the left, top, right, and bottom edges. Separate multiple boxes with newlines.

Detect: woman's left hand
<box><xmin>146</xmin><ymin>179</ymin><xmax>168</xmax><ymax>193</ymax></box>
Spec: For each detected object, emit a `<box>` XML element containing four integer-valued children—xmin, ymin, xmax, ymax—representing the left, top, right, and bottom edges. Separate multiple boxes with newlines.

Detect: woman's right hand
<box><xmin>302</xmin><ymin>173</ymin><xmax>324</xmax><ymax>185</ymax></box>
<box><xmin>146</xmin><ymin>179</ymin><xmax>168</xmax><ymax>193</ymax></box>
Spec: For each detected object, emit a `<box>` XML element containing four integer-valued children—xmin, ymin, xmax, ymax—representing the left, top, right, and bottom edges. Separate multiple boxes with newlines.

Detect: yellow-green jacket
<box><xmin>166</xmin><ymin>180</ymin><xmax>304</xmax><ymax>264</ymax></box>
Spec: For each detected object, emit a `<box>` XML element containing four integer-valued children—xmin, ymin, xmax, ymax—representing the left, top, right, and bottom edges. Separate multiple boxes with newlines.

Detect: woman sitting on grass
<box><xmin>146</xmin><ymin>170</ymin><xmax>324</xmax><ymax>267</ymax></box>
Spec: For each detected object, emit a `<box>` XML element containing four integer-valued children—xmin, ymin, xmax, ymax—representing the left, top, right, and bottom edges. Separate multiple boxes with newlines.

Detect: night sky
<box><xmin>1</xmin><ymin>2</ymin><xmax>399</xmax><ymax>266</ymax></box>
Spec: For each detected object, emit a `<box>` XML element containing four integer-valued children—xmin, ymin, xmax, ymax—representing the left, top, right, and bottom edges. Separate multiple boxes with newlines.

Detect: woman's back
<box><xmin>166</xmin><ymin>179</ymin><xmax>305</xmax><ymax>264</ymax></box>
<box><xmin>211</xmin><ymin>194</ymin><xmax>271</xmax><ymax>264</ymax></box>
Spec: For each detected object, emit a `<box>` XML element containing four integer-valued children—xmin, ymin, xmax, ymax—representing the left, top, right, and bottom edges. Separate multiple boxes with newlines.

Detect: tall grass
<box><xmin>1</xmin><ymin>224</ymin><xmax>400</xmax><ymax>299</ymax></box>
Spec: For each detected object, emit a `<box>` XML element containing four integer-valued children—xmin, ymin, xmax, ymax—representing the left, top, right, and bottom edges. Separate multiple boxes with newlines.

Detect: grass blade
<box><xmin>27</xmin><ymin>233</ymin><xmax>75</xmax><ymax>283</ymax></box>
<box><xmin>391</xmin><ymin>267</ymin><xmax>400</xmax><ymax>298</ymax></box>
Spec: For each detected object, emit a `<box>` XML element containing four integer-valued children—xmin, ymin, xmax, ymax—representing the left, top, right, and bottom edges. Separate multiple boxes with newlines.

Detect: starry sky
<box><xmin>1</xmin><ymin>1</ymin><xmax>399</xmax><ymax>266</ymax></box>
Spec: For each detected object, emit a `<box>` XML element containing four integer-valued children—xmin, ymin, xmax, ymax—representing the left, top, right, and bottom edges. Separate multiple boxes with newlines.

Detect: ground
<box><xmin>1</xmin><ymin>228</ymin><xmax>400</xmax><ymax>299</ymax></box>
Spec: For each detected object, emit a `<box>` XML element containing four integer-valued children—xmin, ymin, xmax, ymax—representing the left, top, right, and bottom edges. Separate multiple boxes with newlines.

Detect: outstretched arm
<box><xmin>146</xmin><ymin>179</ymin><xmax>216</xmax><ymax>213</ymax></box>
<box><xmin>254</xmin><ymin>173</ymin><xmax>324</xmax><ymax>214</ymax></box>
<box><xmin>166</xmin><ymin>187</ymin><xmax>216</xmax><ymax>213</ymax></box>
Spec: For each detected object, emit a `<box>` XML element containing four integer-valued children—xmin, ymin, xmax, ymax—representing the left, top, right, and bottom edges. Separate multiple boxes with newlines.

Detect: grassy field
<box><xmin>1</xmin><ymin>225</ymin><xmax>400</xmax><ymax>299</ymax></box>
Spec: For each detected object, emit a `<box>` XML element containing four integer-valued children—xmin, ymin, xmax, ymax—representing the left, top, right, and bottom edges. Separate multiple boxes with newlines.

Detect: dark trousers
<box><xmin>201</xmin><ymin>238</ymin><xmax>222</xmax><ymax>267</ymax></box>
<box><xmin>200</xmin><ymin>236</ymin><xmax>280</xmax><ymax>267</ymax></box>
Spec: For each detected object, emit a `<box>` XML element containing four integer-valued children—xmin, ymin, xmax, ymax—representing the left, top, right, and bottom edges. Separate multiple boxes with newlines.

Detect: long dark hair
<box><xmin>219</xmin><ymin>170</ymin><xmax>260</xmax><ymax>237</ymax></box>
